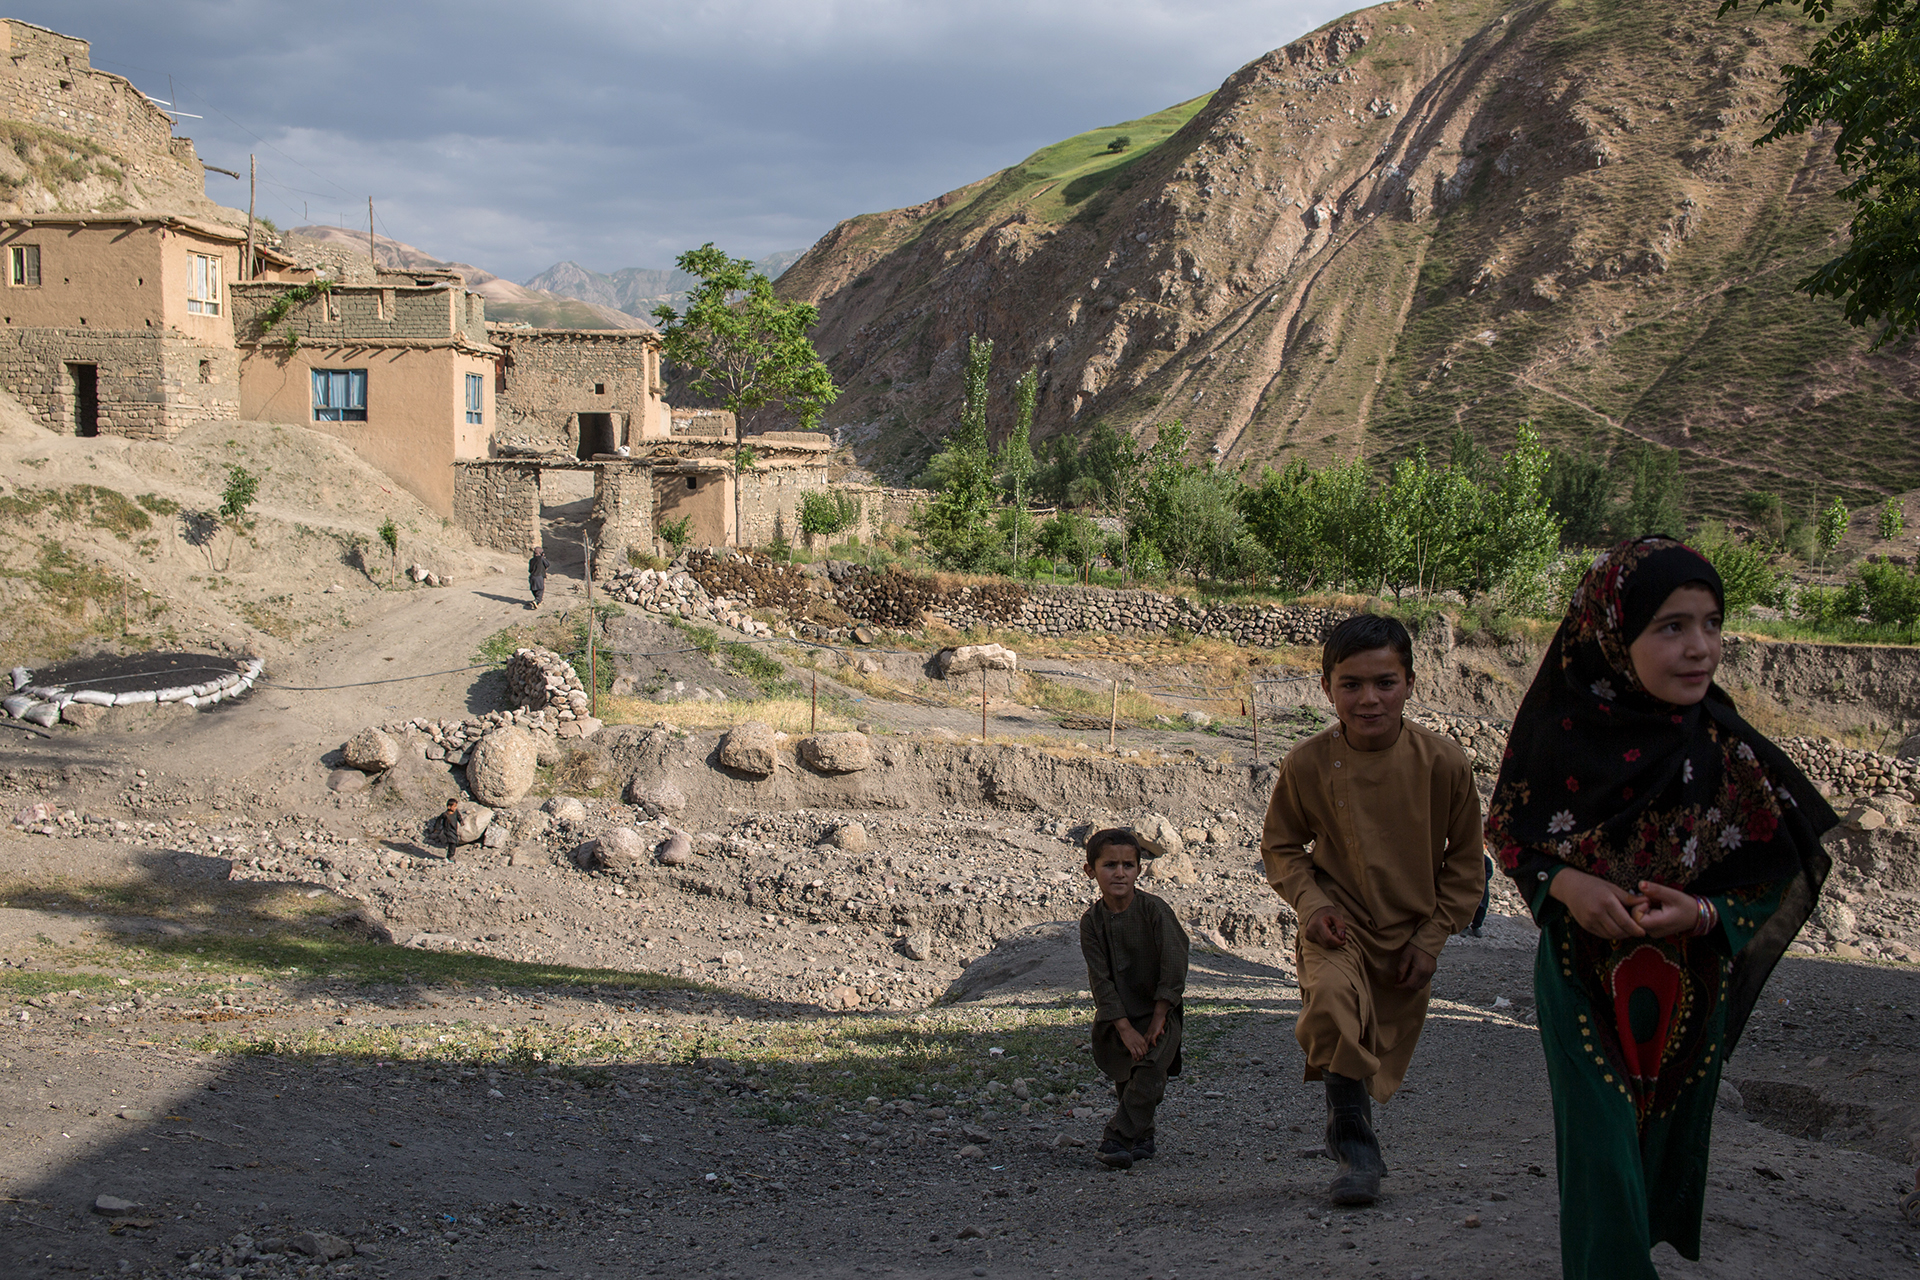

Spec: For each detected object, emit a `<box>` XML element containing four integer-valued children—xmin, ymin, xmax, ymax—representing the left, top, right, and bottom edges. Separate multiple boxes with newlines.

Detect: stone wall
<box><xmin>0</xmin><ymin>21</ymin><xmax>176</xmax><ymax>157</ymax></box>
<box><xmin>589</xmin><ymin>462</ymin><xmax>653</xmax><ymax>579</ymax></box>
<box><xmin>0</xmin><ymin>327</ymin><xmax>236</xmax><ymax>440</ymax></box>
<box><xmin>735</xmin><ymin>462</ymin><xmax>829</xmax><ymax>547</ymax></box>
<box><xmin>493</xmin><ymin>328</ymin><xmax>663</xmax><ymax>451</ymax></box>
<box><xmin>230</xmin><ymin>280</ymin><xmax>486</xmax><ymax>348</ymax></box>
<box><xmin>453</xmin><ymin>461</ymin><xmax>541</xmax><ymax>554</ymax></box>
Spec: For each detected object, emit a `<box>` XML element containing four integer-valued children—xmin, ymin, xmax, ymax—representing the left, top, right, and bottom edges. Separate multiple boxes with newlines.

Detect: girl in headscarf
<box><xmin>1486</xmin><ymin>536</ymin><xmax>1835</xmax><ymax>1280</ymax></box>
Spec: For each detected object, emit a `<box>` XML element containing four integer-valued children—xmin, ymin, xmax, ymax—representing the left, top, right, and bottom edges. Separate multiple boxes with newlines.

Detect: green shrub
<box><xmin>1854</xmin><ymin>560</ymin><xmax>1920</xmax><ymax>626</ymax></box>
<box><xmin>1794</xmin><ymin>581</ymin><xmax>1863</xmax><ymax>627</ymax></box>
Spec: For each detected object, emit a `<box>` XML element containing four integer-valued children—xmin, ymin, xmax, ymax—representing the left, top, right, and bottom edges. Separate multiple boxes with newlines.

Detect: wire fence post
<box><xmin>1109</xmin><ymin>678</ymin><xmax>1118</xmax><ymax>749</ymax></box>
<box><xmin>981</xmin><ymin>667</ymin><xmax>988</xmax><ymax>743</ymax></box>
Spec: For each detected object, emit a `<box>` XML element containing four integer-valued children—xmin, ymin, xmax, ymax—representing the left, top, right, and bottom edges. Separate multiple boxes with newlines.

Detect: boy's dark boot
<box><xmin>1324</xmin><ymin>1072</ymin><xmax>1385</xmax><ymax>1206</ymax></box>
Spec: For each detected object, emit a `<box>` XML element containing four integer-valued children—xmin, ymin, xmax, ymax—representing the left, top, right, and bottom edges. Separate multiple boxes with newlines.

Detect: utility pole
<box><xmin>243</xmin><ymin>155</ymin><xmax>255</xmax><ymax>280</ymax></box>
<box><xmin>368</xmin><ymin>197</ymin><xmax>377</xmax><ymax>271</ymax></box>
<box><xmin>585</xmin><ymin>532</ymin><xmax>597</xmax><ymax>717</ymax></box>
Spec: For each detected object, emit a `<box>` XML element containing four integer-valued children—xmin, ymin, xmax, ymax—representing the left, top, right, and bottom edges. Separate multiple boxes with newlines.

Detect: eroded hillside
<box><xmin>778</xmin><ymin>0</ymin><xmax>1920</xmax><ymax>517</ymax></box>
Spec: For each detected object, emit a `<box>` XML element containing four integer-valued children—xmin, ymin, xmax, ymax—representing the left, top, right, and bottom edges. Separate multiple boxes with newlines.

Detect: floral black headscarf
<box><xmin>1486</xmin><ymin>536</ymin><xmax>1834</xmax><ymax>1044</ymax></box>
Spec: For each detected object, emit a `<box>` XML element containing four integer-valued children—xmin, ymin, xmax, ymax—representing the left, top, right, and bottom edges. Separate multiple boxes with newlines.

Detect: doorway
<box><xmin>66</xmin><ymin>363</ymin><xmax>98</xmax><ymax>437</ymax></box>
<box><xmin>576</xmin><ymin>412</ymin><xmax>616</xmax><ymax>459</ymax></box>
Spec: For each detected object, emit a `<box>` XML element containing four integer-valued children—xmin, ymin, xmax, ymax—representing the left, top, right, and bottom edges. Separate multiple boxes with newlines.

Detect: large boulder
<box><xmin>466</xmin><ymin>728</ymin><xmax>537</xmax><ymax>806</ymax></box>
<box><xmin>584</xmin><ymin>827</ymin><xmax>649</xmax><ymax>874</ymax></box>
<box><xmin>1131</xmin><ymin>813</ymin><xmax>1185</xmax><ymax>860</ymax></box>
<box><xmin>800</xmin><ymin>732</ymin><xmax>873</xmax><ymax>774</ymax></box>
<box><xmin>718</xmin><ymin>721</ymin><xmax>777</xmax><ymax>777</ymax></box>
<box><xmin>934</xmin><ymin>643</ymin><xmax>1019</xmax><ymax>680</ymax></box>
<box><xmin>628</xmin><ymin>777</ymin><xmax>687</xmax><ymax>817</ymax></box>
<box><xmin>449</xmin><ymin>804</ymin><xmax>494</xmax><ymax>845</ymax></box>
<box><xmin>343</xmin><ymin>727</ymin><xmax>401</xmax><ymax>772</ymax></box>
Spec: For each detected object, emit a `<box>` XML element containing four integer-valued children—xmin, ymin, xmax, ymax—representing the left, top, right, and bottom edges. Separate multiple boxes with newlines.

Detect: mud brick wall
<box><xmin>453</xmin><ymin>461</ymin><xmax>541</xmax><ymax>554</ymax></box>
<box><xmin>0</xmin><ymin>328</ymin><xmax>236</xmax><ymax>440</ymax></box>
<box><xmin>493</xmin><ymin>329</ymin><xmax>661</xmax><ymax>448</ymax></box>
<box><xmin>0</xmin><ymin>21</ymin><xmax>177</xmax><ymax>156</ymax></box>
<box><xmin>230</xmin><ymin>282</ymin><xmax>475</xmax><ymax>347</ymax></box>
<box><xmin>590</xmin><ymin>462</ymin><xmax>653</xmax><ymax>579</ymax></box>
<box><xmin>736</xmin><ymin>463</ymin><xmax>829</xmax><ymax>548</ymax></box>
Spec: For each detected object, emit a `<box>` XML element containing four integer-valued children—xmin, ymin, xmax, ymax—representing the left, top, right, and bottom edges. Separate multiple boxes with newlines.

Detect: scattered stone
<box><xmin>481</xmin><ymin>823</ymin><xmax>510</xmax><ymax>849</ymax></box>
<box><xmin>290</xmin><ymin>1231</ymin><xmax>353</xmax><ymax>1260</ymax></box>
<box><xmin>903</xmin><ymin>929</ymin><xmax>934</xmax><ymax>962</ymax></box>
<box><xmin>1843</xmin><ymin>805</ymin><xmax>1886</xmax><ymax>832</ymax></box>
<box><xmin>59</xmin><ymin>701</ymin><xmax>105</xmax><ymax>728</ymax></box>
<box><xmin>1132</xmin><ymin>813</ymin><xmax>1185</xmax><ymax>859</ymax></box>
<box><xmin>545</xmin><ymin>796</ymin><xmax>588</xmax><ymax>824</ymax></box>
<box><xmin>829</xmin><ymin>985</ymin><xmax>861</xmax><ymax>1010</ymax></box>
<box><xmin>935</xmin><ymin>643</ymin><xmax>1019</xmax><ymax>679</ymax></box>
<box><xmin>449</xmin><ymin>804</ymin><xmax>494</xmax><ymax>845</ymax></box>
<box><xmin>630</xmin><ymin>778</ymin><xmax>688</xmax><ymax>817</ymax></box>
<box><xmin>1142</xmin><ymin>850</ymin><xmax>1200</xmax><ymax>886</ymax></box>
<box><xmin>801</xmin><ymin>732</ymin><xmax>873</xmax><ymax>774</ymax></box>
<box><xmin>1181</xmin><ymin>709</ymin><xmax>1212</xmax><ymax>728</ymax></box>
<box><xmin>656</xmin><ymin>829</ymin><xmax>693</xmax><ymax>867</ymax></box>
<box><xmin>326</xmin><ymin>768</ymin><xmax>368</xmax><ymax>794</ymax></box>
<box><xmin>718</xmin><ymin>721</ymin><xmax>778</xmax><ymax>777</ymax></box>
<box><xmin>589</xmin><ymin>828</ymin><xmax>650</xmax><ymax>875</ymax></box>
<box><xmin>1464</xmin><ymin>1214</ymin><xmax>1481</xmax><ymax>1229</ymax></box>
<box><xmin>343</xmin><ymin>727</ymin><xmax>401</xmax><ymax>772</ymax></box>
<box><xmin>957</xmin><ymin>1148</ymin><xmax>984</xmax><ymax>1163</ymax></box>
<box><xmin>1813</xmin><ymin>899</ymin><xmax>1858</xmax><ymax>939</ymax></box>
<box><xmin>826</xmin><ymin>821</ymin><xmax>871</xmax><ymax>854</ymax></box>
<box><xmin>1717</xmin><ymin>1080</ymin><xmax>1744</xmax><ymax>1113</ymax></box>
<box><xmin>466</xmin><ymin>728</ymin><xmax>538</xmax><ymax>806</ymax></box>
<box><xmin>93</xmin><ymin>1195</ymin><xmax>138</xmax><ymax>1215</ymax></box>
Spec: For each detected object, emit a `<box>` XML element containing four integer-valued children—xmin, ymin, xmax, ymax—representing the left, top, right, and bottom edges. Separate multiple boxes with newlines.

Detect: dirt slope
<box><xmin>778</xmin><ymin>0</ymin><xmax>1920</xmax><ymax>519</ymax></box>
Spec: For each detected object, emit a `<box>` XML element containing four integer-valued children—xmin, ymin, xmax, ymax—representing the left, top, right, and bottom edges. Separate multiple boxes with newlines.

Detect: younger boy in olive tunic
<box><xmin>1080</xmin><ymin>828</ymin><xmax>1190</xmax><ymax>1170</ymax></box>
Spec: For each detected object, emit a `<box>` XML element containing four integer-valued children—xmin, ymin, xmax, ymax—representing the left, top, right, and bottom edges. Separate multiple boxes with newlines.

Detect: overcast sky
<box><xmin>26</xmin><ymin>0</ymin><xmax>1354</xmax><ymax>282</ymax></box>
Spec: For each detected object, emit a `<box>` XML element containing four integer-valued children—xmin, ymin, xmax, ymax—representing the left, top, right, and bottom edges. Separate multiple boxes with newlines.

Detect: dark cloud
<box><xmin>22</xmin><ymin>0</ymin><xmax>1350</xmax><ymax>279</ymax></box>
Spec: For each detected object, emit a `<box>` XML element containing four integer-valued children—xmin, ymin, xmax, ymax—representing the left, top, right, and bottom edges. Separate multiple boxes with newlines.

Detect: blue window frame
<box><xmin>465</xmin><ymin>372</ymin><xmax>484</xmax><ymax>425</ymax></box>
<box><xmin>312</xmin><ymin>368</ymin><xmax>367</xmax><ymax>422</ymax></box>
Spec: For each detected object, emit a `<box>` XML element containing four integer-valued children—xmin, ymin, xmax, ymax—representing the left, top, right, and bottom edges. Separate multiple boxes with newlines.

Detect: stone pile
<box><xmin>505</xmin><ymin>647</ymin><xmax>594</xmax><ymax>725</ymax></box>
<box><xmin>603</xmin><ymin>566</ymin><xmax>775</xmax><ymax>637</ymax></box>
<box><xmin>1406</xmin><ymin>710</ymin><xmax>1510</xmax><ymax>775</ymax></box>
<box><xmin>379</xmin><ymin>706</ymin><xmax>556</xmax><ymax>766</ymax></box>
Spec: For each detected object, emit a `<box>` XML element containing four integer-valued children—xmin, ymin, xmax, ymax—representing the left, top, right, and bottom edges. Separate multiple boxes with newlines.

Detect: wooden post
<box><xmin>981</xmin><ymin>667</ymin><xmax>988</xmax><ymax>743</ymax></box>
<box><xmin>243</xmin><ymin>155</ymin><xmax>255</xmax><ymax>281</ymax></box>
<box><xmin>811</xmin><ymin>670</ymin><xmax>818</xmax><ymax>732</ymax></box>
<box><xmin>1249</xmin><ymin>685</ymin><xmax>1260</xmax><ymax>764</ymax></box>
<box><xmin>1109</xmin><ymin>678</ymin><xmax>1119</xmax><ymax>749</ymax></box>
<box><xmin>368</xmin><ymin>197</ymin><xmax>377</xmax><ymax>269</ymax></box>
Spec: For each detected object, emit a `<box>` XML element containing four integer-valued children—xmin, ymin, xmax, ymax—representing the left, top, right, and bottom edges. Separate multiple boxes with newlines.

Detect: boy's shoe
<box><xmin>1095</xmin><ymin>1139</ymin><xmax>1134</xmax><ymax>1170</ymax></box>
<box><xmin>1131</xmin><ymin>1138</ymin><xmax>1155</xmax><ymax>1162</ymax></box>
<box><xmin>1324</xmin><ymin>1072</ymin><xmax>1386</xmax><ymax>1206</ymax></box>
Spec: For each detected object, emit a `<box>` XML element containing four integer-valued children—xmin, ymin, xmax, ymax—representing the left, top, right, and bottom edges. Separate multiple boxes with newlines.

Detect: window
<box><xmin>465</xmin><ymin>372</ymin><xmax>484</xmax><ymax>425</ymax></box>
<box><xmin>187</xmin><ymin>253</ymin><xmax>221</xmax><ymax>315</ymax></box>
<box><xmin>9</xmin><ymin>244</ymin><xmax>39</xmax><ymax>287</ymax></box>
<box><xmin>594</xmin><ymin>382</ymin><xmax>606</xmax><ymax>395</ymax></box>
<box><xmin>312</xmin><ymin>368</ymin><xmax>367</xmax><ymax>422</ymax></box>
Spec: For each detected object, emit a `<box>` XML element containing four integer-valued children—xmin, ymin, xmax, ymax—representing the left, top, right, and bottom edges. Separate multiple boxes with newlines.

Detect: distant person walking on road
<box><xmin>527</xmin><ymin>545</ymin><xmax>549</xmax><ymax>610</ymax></box>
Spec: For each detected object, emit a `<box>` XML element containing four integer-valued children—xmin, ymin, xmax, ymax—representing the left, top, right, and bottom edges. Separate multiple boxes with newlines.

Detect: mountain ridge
<box><xmin>775</xmin><ymin>0</ymin><xmax>1920</xmax><ymax>521</ymax></box>
<box><xmin>524</xmin><ymin>249</ymin><xmax>805</xmax><ymax>319</ymax></box>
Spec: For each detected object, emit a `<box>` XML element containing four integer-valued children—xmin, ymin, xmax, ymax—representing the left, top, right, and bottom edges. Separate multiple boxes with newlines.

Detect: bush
<box><xmin>1794</xmin><ymin>581</ymin><xmax>1863</xmax><ymax>627</ymax></box>
<box><xmin>1694</xmin><ymin>525</ymin><xmax>1788</xmax><ymax>615</ymax></box>
<box><xmin>1854</xmin><ymin>560</ymin><xmax>1920</xmax><ymax>626</ymax></box>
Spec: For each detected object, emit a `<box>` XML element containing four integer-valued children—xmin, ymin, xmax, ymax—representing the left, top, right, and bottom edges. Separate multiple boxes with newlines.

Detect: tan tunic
<box><xmin>1260</xmin><ymin>719</ymin><xmax>1485</xmax><ymax>1100</ymax></box>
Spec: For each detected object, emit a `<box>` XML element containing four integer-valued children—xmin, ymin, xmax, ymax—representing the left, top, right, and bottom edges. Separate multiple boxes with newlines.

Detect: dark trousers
<box><xmin>530</xmin><ymin>576</ymin><xmax>546</xmax><ymax>605</ymax></box>
<box><xmin>1093</xmin><ymin>1012</ymin><xmax>1182</xmax><ymax>1145</ymax></box>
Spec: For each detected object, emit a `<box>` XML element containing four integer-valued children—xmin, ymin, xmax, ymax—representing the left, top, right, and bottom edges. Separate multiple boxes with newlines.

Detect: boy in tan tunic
<box><xmin>1260</xmin><ymin>615</ymin><xmax>1484</xmax><ymax>1204</ymax></box>
<box><xmin>1080</xmin><ymin>828</ymin><xmax>1189</xmax><ymax>1171</ymax></box>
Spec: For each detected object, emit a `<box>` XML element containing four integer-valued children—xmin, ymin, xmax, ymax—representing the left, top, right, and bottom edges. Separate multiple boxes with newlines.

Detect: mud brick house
<box><xmin>490</xmin><ymin>325</ymin><xmax>669</xmax><ymax>458</ymax></box>
<box><xmin>0</xmin><ymin>214</ymin><xmax>301</xmax><ymax>438</ymax></box>
<box><xmin>230</xmin><ymin>270</ymin><xmax>498</xmax><ymax>515</ymax></box>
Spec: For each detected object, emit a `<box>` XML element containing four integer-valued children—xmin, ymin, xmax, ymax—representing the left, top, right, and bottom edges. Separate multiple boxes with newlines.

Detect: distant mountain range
<box><xmin>524</xmin><ymin>250</ymin><xmax>804</xmax><ymax>319</ymax></box>
<box><xmin>286</xmin><ymin>230</ymin><xmax>800</xmax><ymax>330</ymax></box>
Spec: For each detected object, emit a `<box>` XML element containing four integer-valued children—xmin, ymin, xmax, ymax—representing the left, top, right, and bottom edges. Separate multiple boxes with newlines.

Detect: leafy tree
<box><xmin>1616</xmin><ymin>445</ymin><xmax>1686</xmax><ymax>538</ymax></box>
<box><xmin>1693</xmin><ymin>523</ymin><xmax>1788</xmax><ymax>614</ymax></box>
<box><xmin>1384</xmin><ymin>448</ymin><xmax>1477</xmax><ymax>597</ymax></box>
<box><xmin>1038</xmin><ymin>510</ymin><xmax>1105</xmax><ymax>576</ymax></box>
<box><xmin>1000</xmin><ymin>367</ymin><xmax>1038</xmax><ymax>563</ymax></box>
<box><xmin>1743</xmin><ymin>490</ymin><xmax>1787</xmax><ymax>543</ymax></box>
<box><xmin>912</xmin><ymin>335</ymin><xmax>1003</xmax><ymax>569</ymax></box>
<box><xmin>1854</xmin><ymin>559</ymin><xmax>1920</xmax><ymax>625</ymax></box>
<box><xmin>1878</xmin><ymin>495</ymin><xmax>1907</xmax><ymax>540</ymax></box>
<box><xmin>650</xmin><ymin>243</ymin><xmax>839</xmax><ymax>428</ymax></box>
<box><xmin>1815</xmin><ymin>495</ymin><xmax>1850</xmax><ymax>566</ymax></box>
<box><xmin>1547</xmin><ymin>445</ymin><xmax>1616</xmax><ymax>546</ymax></box>
<box><xmin>1721</xmin><ymin>0</ymin><xmax>1920</xmax><ymax>344</ymax></box>
<box><xmin>1107</xmin><ymin>135</ymin><xmax>1133</xmax><ymax>153</ymax></box>
<box><xmin>1463</xmin><ymin>422</ymin><xmax>1562</xmax><ymax>606</ymax></box>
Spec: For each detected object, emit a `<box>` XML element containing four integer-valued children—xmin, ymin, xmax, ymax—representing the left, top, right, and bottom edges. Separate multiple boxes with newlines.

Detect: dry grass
<box><xmin>597</xmin><ymin>695</ymin><xmax>854</xmax><ymax>734</ymax></box>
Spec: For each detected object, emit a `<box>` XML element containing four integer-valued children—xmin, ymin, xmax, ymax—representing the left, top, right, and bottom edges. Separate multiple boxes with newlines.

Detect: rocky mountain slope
<box><xmin>524</xmin><ymin>249</ymin><xmax>805</xmax><ymax>319</ymax></box>
<box><xmin>777</xmin><ymin>0</ymin><xmax>1920</xmax><ymax>518</ymax></box>
<box><xmin>289</xmin><ymin>226</ymin><xmax>647</xmax><ymax>330</ymax></box>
